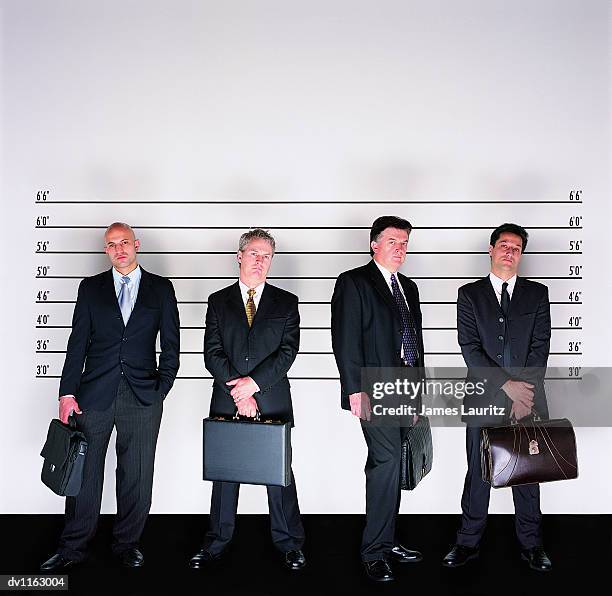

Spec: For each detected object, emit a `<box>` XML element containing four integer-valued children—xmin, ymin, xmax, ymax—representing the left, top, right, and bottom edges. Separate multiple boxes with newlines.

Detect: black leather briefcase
<box><xmin>40</xmin><ymin>417</ymin><xmax>88</xmax><ymax>497</ymax></box>
<box><xmin>203</xmin><ymin>415</ymin><xmax>292</xmax><ymax>487</ymax></box>
<box><xmin>400</xmin><ymin>416</ymin><xmax>433</xmax><ymax>490</ymax></box>
<box><xmin>481</xmin><ymin>417</ymin><xmax>578</xmax><ymax>488</ymax></box>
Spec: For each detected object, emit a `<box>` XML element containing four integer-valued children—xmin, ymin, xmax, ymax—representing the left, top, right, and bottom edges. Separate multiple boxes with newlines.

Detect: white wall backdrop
<box><xmin>1</xmin><ymin>0</ymin><xmax>610</xmax><ymax>513</ymax></box>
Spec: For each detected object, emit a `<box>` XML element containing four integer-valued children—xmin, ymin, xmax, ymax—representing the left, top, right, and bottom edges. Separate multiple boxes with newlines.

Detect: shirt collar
<box><xmin>373</xmin><ymin>259</ymin><xmax>402</xmax><ymax>290</ymax></box>
<box><xmin>113</xmin><ymin>265</ymin><xmax>141</xmax><ymax>284</ymax></box>
<box><xmin>489</xmin><ymin>272</ymin><xmax>517</xmax><ymax>297</ymax></box>
<box><xmin>238</xmin><ymin>279</ymin><xmax>265</xmax><ymax>305</ymax></box>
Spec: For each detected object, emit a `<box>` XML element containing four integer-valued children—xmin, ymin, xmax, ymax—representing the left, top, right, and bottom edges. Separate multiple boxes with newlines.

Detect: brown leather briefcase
<box><xmin>481</xmin><ymin>417</ymin><xmax>578</xmax><ymax>488</ymax></box>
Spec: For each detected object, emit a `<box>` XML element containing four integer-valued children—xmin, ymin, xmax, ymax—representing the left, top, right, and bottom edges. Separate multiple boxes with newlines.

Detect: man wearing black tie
<box><xmin>41</xmin><ymin>222</ymin><xmax>180</xmax><ymax>570</ymax></box>
<box><xmin>331</xmin><ymin>216</ymin><xmax>425</xmax><ymax>582</ymax></box>
<box><xmin>442</xmin><ymin>223</ymin><xmax>552</xmax><ymax>572</ymax></box>
<box><xmin>189</xmin><ymin>229</ymin><xmax>306</xmax><ymax>571</ymax></box>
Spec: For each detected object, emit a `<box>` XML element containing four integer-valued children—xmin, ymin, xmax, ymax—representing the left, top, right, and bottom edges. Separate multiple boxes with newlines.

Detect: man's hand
<box><xmin>227</xmin><ymin>377</ymin><xmax>259</xmax><ymax>404</ymax></box>
<box><xmin>510</xmin><ymin>401</ymin><xmax>532</xmax><ymax>421</ymax></box>
<box><xmin>59</xmin><ymin>396</ymin><xmax>82</xmax><ymax>424</ymax></box>
<box><xmin>236</xmin><ymin>396</ymin><xmax>258</xmax><ymax>418</ymax></box>
<box><xmin>349</xmin><ymin>392</ymin><xmax>372</xmax><ymax>421</ymax></box>
<box><xmin>501</xmin><ymin>380</ymin><xmax>534</xmax><ymax>409</ymax></box>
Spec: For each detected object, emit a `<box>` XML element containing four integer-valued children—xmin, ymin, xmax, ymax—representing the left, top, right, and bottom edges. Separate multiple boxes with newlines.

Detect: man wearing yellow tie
<box><xmin>189</xmin><ymin>228</ymin><xmax>306</xmax><ymax>571</ymax></box>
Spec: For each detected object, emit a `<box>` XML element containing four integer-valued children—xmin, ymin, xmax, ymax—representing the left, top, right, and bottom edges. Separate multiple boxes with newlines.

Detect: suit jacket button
<box><xmin>496</xmin><ymin>354</ymin><xmax>502</xmax><ymax>359</ymax></box>
<box><xmin>498</xmin><ymin>317</ymin><xmax>504</xmax><ymax>323</ymax></box>
<box><xmin>245</xmin><ymin>357</ymin><xmax>249</xmax><ymax>361</ymax></box>
<box><xmin>498</xmin><ymin>335</ymin><xmax>504</xmax><ymax>340</ymax></box>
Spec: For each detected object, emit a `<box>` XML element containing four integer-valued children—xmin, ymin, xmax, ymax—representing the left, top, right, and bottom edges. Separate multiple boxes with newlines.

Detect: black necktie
<box><xmin>501</xmin><ymin>282</ymin><xmax>510</xmax><ymax>315</ymax></box>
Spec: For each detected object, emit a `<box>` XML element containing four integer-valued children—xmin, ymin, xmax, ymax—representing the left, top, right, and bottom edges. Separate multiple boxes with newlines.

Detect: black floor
<box><xmin>1</xmin><ymin>514</ymin><xmax>609</xmax><ymax>595</ymax></box>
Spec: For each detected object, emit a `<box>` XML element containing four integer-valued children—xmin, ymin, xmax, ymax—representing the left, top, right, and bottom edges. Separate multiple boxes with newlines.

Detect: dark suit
<box><xmin>202</xmin><ymin>282</ymin><xmax>304</xmax><ymax>554</ymax></box>
<box><xmin>57</xmin><ymin>267</ymin><xmax>180</xmax><ymax>561</ymax></box>
<box><xmin>455</xmin><ymin>276</ymin><xmax>551</xmax><ymax>548</ymax></box>
<box><xmin>331</xmin><ymin>260</ymin><xmax>425</xmax><ymax>561</ymax></box>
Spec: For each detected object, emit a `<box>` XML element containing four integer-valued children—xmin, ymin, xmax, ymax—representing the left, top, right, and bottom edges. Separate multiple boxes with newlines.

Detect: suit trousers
<box><xmin>359</xmin><ymin>420</ymin><xmax>411</xmax><ymax>562</ymax></box>
<box><xmin>203</xmin><ymin>469</ymin><xmax>305</xmax><ymax>555</ymax></box>
<box><xmin>456</xmin><ymin>426</ymin><xmax>542</xmax><ymax>549</ymax></box>
<box><xmin>57</xmin><ymin>376</ymin><xmax>163</xmax><ymax>561</ymax></box>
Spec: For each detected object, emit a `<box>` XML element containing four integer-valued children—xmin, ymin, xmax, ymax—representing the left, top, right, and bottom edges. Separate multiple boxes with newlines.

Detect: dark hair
<box><xmin>369</xmin><ymin>216</ymin><xmax>412</xmax><ymax>256</ymax></box>
<box><xmin>489</xmin><ymin>223</ymin><xmax>528</xmax><ymax>252</ymax></box>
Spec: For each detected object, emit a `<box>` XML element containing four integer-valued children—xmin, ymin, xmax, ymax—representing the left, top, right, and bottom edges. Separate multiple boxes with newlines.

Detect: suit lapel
<box><xmin>366</xmin><ymin>260</ymin><xmax>401</xmax><ymax>322</ymax></box>
<box><xmin>125</xmin><ymin>267</ymin><xmax>152</xmax><ymax>329</ymax></box>
<box><xmin>398</xmin><ymin>275</ymin><xmax>420</xmax><ymax>322</ymax></box>
<box><xmin>482</xmin><ymin>276</ymin><xmax>503</xmax><ymax>315</ymax></box>
<box><xmin>227</xmin><ymin>282</ymin><xmax>250</xmax><ymax>330</ymax></box>
<box><xmin>507</xmin><ymin>276</ymin><xmax>526</xmax><ymax>318</ymax></box>
<box><xmin>250</xmin><ymin>283</ymin><xmax>276</xmax><ymax>328</ymax></box>
<box><xmin>100</xmin><ymin>268</ymin><xmax>124</xmax><ymax>327</ymax></box>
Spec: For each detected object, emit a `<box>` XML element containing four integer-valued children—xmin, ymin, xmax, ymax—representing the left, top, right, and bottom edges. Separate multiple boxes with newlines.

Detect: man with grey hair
<box><xmin>41</xmin><ymin>222</ymin><xmax>180</xmax><ymax>570</ymax></box>
<box><xmin>189</xmin><ymin>228</ymin><xmax>306</xmax><ymax>571</ymax></box>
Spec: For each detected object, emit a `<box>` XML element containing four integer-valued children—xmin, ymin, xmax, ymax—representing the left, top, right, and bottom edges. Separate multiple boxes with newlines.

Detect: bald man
<box><xmin>41</xmin><ymin>222</ymin><xmax>180</xmax><ymax>571</ymax></box>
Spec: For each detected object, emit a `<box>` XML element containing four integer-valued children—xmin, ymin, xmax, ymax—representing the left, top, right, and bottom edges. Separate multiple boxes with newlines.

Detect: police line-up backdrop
<box><xmin>1</xmin><ymin>0</ymin><xmax>610</xmax><ymax>513</ymax></box>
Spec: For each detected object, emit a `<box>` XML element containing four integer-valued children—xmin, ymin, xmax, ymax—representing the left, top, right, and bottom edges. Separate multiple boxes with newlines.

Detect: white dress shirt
<box><xmin>112</xmin><ymin>265</ymin><xmax>142</xmax><ymax>312</ymax></box>
<box><xmin>238</xmin><ymin>279</ymin><xmax>265</xmax><ymax>309</ymax></box>
<box><xmin>488</xmin><ymin>272</ymin><xmax>517</xmax><ymax>306</ymax></box>
<box><xmin>373</xmin><ymin>259</ymin><xmax>412</xmax><ymax>361</ymax></box>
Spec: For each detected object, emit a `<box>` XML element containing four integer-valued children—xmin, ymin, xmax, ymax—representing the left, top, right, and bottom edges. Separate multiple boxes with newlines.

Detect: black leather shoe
<box><xmin>389</xmin><ymin>544</ymin><xmax>423</xmax><ymax>563</ymax></box>
<box><xmin>521</xmin><ymin>546</ymin><xmax>552</xmax><ymax>572</ymax></box>
<box><xmin>283</xmin><ymin>549</ymin><xmax>306</xmax><ymax>571</ymax></box>
<box><xmin>116</xmin><ymin>547</ymin><xmax>144</xmax><ymax>568</ymax></box>
<box><xmin>442</xmin><ymin>545</ymin><xmax>479</xmax><ymax>568</ymax></box>
<box><xmin>40</xmin><ymin>554</ymin><xmax>78</xmax><ymax>572</ymax></box>
<box><xmin>363</xmin><ymin>559</ymin><xmax>394</xmax><ymax>582</ymax></box>
<box><xmin>189</xmin><ymin>547</ymin><xmax>223</xmax><ymax>569</ymax></box>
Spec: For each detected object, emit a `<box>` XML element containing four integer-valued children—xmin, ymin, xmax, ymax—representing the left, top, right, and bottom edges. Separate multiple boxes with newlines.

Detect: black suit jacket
<box><xmin>59</xmin><ymin>268</ymin><xmax>180</xmax><ymax>410</ymax></box>
<box><xmin>331</xmin><ymin>260</ymin><xmax>425</xmax><ymax>411</ymax></box>
<box><xmin>204</xmin><ymin>282</ymin><xmax>299</xmax><ymax>424</ymax></box>
<box><xmin>457</xmin><ymin>276</ymin><xmax>551</xmax><ymax>425</ymax></box>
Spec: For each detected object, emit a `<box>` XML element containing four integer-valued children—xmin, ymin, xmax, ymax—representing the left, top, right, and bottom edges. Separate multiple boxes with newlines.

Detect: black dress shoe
<box><xmin>521</xmin><ymin>546</ymin><xmax>552</xmax><ymax>572</ymax></box>
<box><xmin>442</xmin><ymin>545</ymin><xmax>479</xmax><ymax>568</ymax></box>
<box><xmin>363</xmin><ymin>559</ymin><xmax>394</xmax><ymax>582</ymax></box>
<box><xmin>116</xmin><ymin>547</ymin><xmax>144</xmax><ymax>568</ymax></box>
<box><xmin>189</xmin><ymin>547</ymin><xmax>223</xmax><ymax>569</ymax></box>
<box><xmin>389</xmin><ymin>544</ymin><xmax>423</xmax><ymax>563</ymax></box>
<box><xmin>283</xmin><ymin>549</ymin><xmax>306</xmax><ymax>571</ymax></box>
<box><xmin>40</xmin><ymin>554</ymin><xmax>78</xmax><ymax>572</ymax></box>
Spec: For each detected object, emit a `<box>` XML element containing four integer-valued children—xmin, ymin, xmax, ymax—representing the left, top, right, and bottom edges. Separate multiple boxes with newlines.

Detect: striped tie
<box><xmin>246</xmin><ymin>288</ymin><xmax>256</xmax><ymax>327</ymax></box>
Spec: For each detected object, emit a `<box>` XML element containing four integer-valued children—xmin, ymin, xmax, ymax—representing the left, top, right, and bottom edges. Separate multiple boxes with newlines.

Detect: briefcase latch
<box><xmin>529</xmin><ymin>440</ymin><xmax>540</xmax><ymax>455</ymax></box>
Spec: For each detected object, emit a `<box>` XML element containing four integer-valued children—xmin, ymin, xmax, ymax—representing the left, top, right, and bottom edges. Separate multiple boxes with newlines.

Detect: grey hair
<box><xmin>105</xmin><ymin>222</ymin><xmax>135</xmax><ymax>239</ymax></box>
<box><xmin>238</xmin><ymin>228</ymin><xmax>276</xmax><ymax>255</ymax></box>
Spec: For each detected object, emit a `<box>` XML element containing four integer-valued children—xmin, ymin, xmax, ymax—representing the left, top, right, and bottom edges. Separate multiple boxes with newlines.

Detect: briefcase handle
<box><xmin>233</xmin><ymin>408</ymin><xmax>261</xmax><ymax>422</ymax></box>
<box><xmin>66</xmin><ymin>415</ymin><xmax>78</xmax><ymax>429</ymax></box>
<box><xmin>510</xmin><ymin>408</ymin><xmax>541</xmax><ymax>426</ymax></box>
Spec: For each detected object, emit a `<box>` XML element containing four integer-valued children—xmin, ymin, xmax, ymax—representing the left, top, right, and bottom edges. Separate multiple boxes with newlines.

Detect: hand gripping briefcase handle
<box><xmin>481</xmin><ymin>414</ymin><xmax>578</xmax><ymax>488</ymax></box>
<box><xmin>233</xmin><ymin>408</ymin><xmax>260</xmax><ymax>422</ymax></box>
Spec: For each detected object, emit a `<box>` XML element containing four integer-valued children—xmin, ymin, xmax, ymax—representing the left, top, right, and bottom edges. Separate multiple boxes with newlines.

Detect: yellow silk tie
<box><xmin>246</xmin><ymin>288</ymin><xmax>256</xmax><ymax>327</ymax></box>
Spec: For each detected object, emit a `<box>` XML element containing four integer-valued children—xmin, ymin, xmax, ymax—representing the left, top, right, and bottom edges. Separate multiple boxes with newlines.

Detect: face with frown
<box><xmin>371</xmin><ymin>227</ymin><xmax>410</xmax><ymax>273</ymax></box>
<box><xmin>104</xmin><ymin>225</ymin><xmax>140</xmax><ymax>274</ymax></box>
<box><xmin>237</xmin><ymin>238</ymin><xmax>274</xmax><ymax>287</ymax></box>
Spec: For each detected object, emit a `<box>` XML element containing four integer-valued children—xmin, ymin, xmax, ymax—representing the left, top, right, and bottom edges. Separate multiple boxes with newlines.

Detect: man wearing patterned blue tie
<box><xmin>41</xmin><ymin>222</ymin><xmax>180</xmax><ymax>571</ymax></box>
<box><xmin>331</xmin><ymin>216</ymin><xmax>425</xmax><ymax>582</ymax></box>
